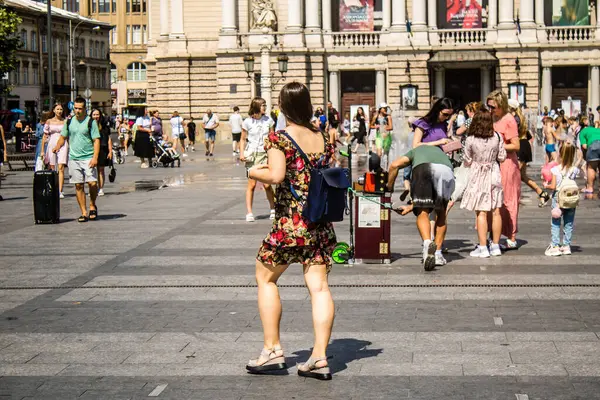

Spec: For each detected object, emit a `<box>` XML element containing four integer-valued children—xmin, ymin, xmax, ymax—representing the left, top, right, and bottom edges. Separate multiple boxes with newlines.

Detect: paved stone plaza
<box><xmin>1</xmin><ymin>148</ymin><xmax>600</xmax><ymax>399</ymax></box>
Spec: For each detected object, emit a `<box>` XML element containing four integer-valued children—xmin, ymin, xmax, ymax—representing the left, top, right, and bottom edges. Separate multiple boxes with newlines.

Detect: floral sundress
<box><xmin>257</xmin><ymin>131</ymin><xmax>337</xmax><ymax>271</ymax></box>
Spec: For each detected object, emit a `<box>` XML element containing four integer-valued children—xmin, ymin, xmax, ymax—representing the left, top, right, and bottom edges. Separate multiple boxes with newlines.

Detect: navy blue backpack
<box><xmin>283</xmin><ymin>132</ymin><xmax>350</xmax><ymax>223</ymax></box>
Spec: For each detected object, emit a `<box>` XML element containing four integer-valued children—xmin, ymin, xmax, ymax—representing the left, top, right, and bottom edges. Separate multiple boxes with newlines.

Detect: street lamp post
<box><xmin>243</xmin><ymin>43</ymin><xmax>288</xmax><ymax>112</ymax></box>
<box><xmin>69</xmin><ymin>20</ymin><xmax>100</xmax><ymax>104</ymax></box>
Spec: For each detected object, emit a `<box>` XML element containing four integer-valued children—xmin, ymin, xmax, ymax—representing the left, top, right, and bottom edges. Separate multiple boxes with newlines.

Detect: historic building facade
<box><xmin>50</xmin><ymin>0</ymin><xmax>149</xmax><ymax>118</ymax></box>
<box><xmin>147</xmin><ymin>0</ymin><xmax>600</xmax><ymax>139</ymax></box>
<box><xmin>4</xmin><ymin>0</ymin><xmax>111</xmax><ymax>121</ymax></box>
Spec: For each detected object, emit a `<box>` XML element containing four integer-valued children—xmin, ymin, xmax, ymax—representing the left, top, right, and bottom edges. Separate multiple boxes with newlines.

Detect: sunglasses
<box><xmin>487</xmin><ymin>104</ymin><xmax>497</xmax><ymax>110</ymax></box>
<box><xmin>440</xmin><ymin>112</ymin><xmax>453</xmax><ymax>117</ymax></box>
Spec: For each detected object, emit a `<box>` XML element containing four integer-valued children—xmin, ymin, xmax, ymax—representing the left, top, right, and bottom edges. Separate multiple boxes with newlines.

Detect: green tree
<box><xmin>0</xmin><ymin>5</ymin><xmax>22</xmax><ymax>93</ymax></box>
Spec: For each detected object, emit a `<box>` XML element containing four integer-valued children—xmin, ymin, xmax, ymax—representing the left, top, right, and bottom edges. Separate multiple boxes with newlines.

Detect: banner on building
<box><xmin>546</xmin><ymin>0</ymin><xmax>589</xmax><ymax>26</ymax></box>
<box><xmin>441</xmin><ymin>0</ymin><xmax>487</xmax><ymax>29</ymax></box>
<box><xmin>339</xmin><ymin>0</ymin><xmax>374</xmax><ymax>31</ymax></box>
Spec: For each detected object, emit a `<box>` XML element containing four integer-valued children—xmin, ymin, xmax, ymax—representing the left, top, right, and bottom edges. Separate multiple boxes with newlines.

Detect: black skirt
<box><xmin>98</xmin><ymin>145</ymin><xmax>113</xmax><ymax>167</ymax></box>
<box><xmin>134</xmin><ymin>131</ymin><xmax>154</xmax><ymax>159</ymax></box>
<box><xmin>518</xmin><ymin>139</ymin><xmax>533</xmax><ymax>164</ymax></box>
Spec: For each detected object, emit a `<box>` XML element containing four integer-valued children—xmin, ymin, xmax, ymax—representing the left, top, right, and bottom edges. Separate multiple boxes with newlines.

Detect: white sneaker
<box><xmin>191</xmin><ymin>147</ymin><xmax>195</xmax><ymax>152</ymax></box>
<box><xmin>560</xmin><ymin>245</ymin><xmax>572</xmax><ymax>255</ymax></box>
<box><xmin>470</xmin><ymin>246</ymin><xmax>491</xmax><ymax>258</ymax></box>
<box><xmin>98</xmin><ymin>189</ymin><xmax>105</xmax><ymax>196</ymax></box>
<box><xmin>269</xmin><ymin>209</ymin><xmax>276</xmax><ymax>220</ymax></box>
<box><xmin>435</xmin><ymin>252</ymin><xmax>447</xmax><ymax>266</ymax></box>
<box><xmin>182</xmin><ymin>153</ymin><xmax>188</xmax><ymax>157</ymax></box>
<box><xmin>246</xmin><ymin>213</ymin><xmax>255</xmax><ymax>222</ymax></box>
<box><xmin>489</xmin><ymin>244</ymin><xmax>502</xmax><ymax>257</ymax></box>
<box><xmin>134</xmin><ymin>159</ymin><xmax>141</xmax><ymax>163</ymax></box>
<box><xmin>141</xmin><ymin>163</ymin><xmax>149</xmax><ymax>169</ymax></box>
<box><xmin>422</xmin><ymin>240</ymin><xmax>436</xmax><ymax>271</ymax></box>
<box><xmin>545</xmin><ymin>245</ymin><xmax>562</xmax><ymax>257</ymax></box>
<box><xmin>233</xmin><ymin>152</ymin><xmax>237</xmax><ymax>156</ymax></box>
<box><xmin>59</xmin><ymin>192</ymin><xmax>65</xmax><ymax>199</ymax></box>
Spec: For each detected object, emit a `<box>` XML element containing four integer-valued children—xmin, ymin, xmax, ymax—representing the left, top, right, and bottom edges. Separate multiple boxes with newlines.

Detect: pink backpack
<box><xmin>541</xmin><ymin>161</ymin><xmax>559</xmax><ymax>184</ymax></box>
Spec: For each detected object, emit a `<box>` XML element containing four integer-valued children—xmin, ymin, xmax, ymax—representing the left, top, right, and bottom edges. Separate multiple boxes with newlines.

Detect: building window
<box><xmin>60</xmin><ymin>38</ymin><xmax>65</xmax><ymax>53</ymax></box>
<box><xmin>101</xmin><ymin>68</ymin><xmax>107</xmax><ymax>87</ymax></box>
<box><xmin>126</xmin><ymin>26</ymin><xmax>131</xmax><ymax>44</ymax></box>
<box><xmin>42</xmin><ymin>34</ymin><xmax>47</xmax><ymax>52</ymax></box>
<box><xmin>79</xmin><ymin>38</ymin><xmax>85</xmax><ymax>57</ymax></box>
<box><xmin>143</xmin><ymin>0</ymin><xmax>146</xmax><ymax>12</ymax></box>
<box><xmin>91</xmin><ymin>0</ymin><xmax>96</xmax><ymax>12</ymax></box>
<box><xmin>132</xmin><ymin>25</ymin><xmax>141</xmax><ymax>44</ymax></box>
<box><xmin>100</xmin><ymin>42</ymin><xmax>105</xmax><ymax>59</ymax></box>
<box><xmin>128</xmin><ymin>0</ymin><xmax>141</xmax><ymax>13</ymax></box>
<box><xmin>22</xmin><ymin>65</ymin><xmax>28</xmax><ymax>85</ymax></box>
<box><xmin>142</xmin><ymin>25</ymin><xmax>147</xmax><ymax>44</ymax></box>
<box><xmin>33</xmin><ymin>65</ymin><xmax>39</xmax><ymax>85</ymax></box>
<box><xmin>110</xmin><ymin>63</ymin><xmax>117</xmax><ymax>84</ymax></box>
<box><xmin>89</xmin><ymin>40</ymin><xmax>94</xmax><ymax>57</ymax></box>
<box><xmin>62</xmin><ymin>0</ymin><xmax>79</xmax><ymax>12</ymax></box>
<box><xmin>111</xmin><ymin>27</ymin><xmax>118</xmax><ymax>45</ymax></box>
<box><xmin>20</xmin><ymin>30</ymin><xmax>27</xmax><ymax>50</ymax></box>
<box><xmin>14</xmin><ymin>64</ymin><xmax>20</xmax><ymax>85</ymax></box>
<box><xmin>112</xmin><ymin>0</ymin><xmax>116</xmax><ymax>12</ymax></box>
<box><xmin>31</xmin><ymin>31</ymin><xmax>37</xmax><ymax>52</ymax></box>
<box><xmin>96</xmin><ymin>41</ymin><xmax>100</xmax><ymax>58</ymax></box>
<box><xmin>126</xmin><ymin>62</ymin><xmax>146</xmax><ymax>81</ymax></box>
<box><xmin>99</xmin><ymin>0</ymin><xmax>109</xmax><ymax>13</ymax></box>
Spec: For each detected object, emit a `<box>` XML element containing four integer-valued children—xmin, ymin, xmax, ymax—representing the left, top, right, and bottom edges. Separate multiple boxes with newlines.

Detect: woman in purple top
<box><xmin>150</xmin><ymin>110</ymin><xmax>162</xmax><ymax>139</ymax></box>
<box><xmin>412</xmin><ymin>97</ymin><xmax>455</xmax><ymax>148</ymax></box>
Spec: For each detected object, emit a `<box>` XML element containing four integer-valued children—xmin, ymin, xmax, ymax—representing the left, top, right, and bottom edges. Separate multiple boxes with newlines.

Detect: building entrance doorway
<box><xmin>341</xmin><ymin>71</ymin><xmax>375</xmax><ymax>122</ymax></box>
<box><xmin>552</xmin><ymin>66</ymin><xmax>588</xmax><ymax>113</ymax></box>
<box><xmin>445</xmin><ymin>68</ymin><xmax>481</xmax><ymax>109</ymax></box>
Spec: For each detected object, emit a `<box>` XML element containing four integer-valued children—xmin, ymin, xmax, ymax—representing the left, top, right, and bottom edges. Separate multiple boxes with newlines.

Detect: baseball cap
<box><xmin>379</xmin><ymin>102</ymin><xmax>388</xmax><ymax>109</ymax></box>
<box><xmin>508</xmin><ymin>99</ymin><xmax>520</xmax><ymax>110</ymax></box>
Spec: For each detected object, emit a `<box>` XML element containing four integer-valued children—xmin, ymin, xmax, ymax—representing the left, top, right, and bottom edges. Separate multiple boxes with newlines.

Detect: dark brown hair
<box><xmin>469</xmin><ymin>110</ymin><xmax>494</xmax><ymax>139</ymax></box>
<box><xmin>248</xmin><ymin>97</ymin><xmax>266</xmax><ymax>117</ymax></box>
<box><xmin>279</xmin><ymin>82</ymin><xmax>319</xmax><ymax>132</ymax></box>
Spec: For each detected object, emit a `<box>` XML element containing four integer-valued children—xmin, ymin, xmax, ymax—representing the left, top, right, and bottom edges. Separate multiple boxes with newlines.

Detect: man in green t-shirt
<box><xmin>579</xmin><ymin>126</ymin><xmax>600</xmax><ymax>194</ymax></box>
<box><xmin>53</xmin><ymin>97</ymin><xmax>101</xmax><ymax>222</ymax></box>
<box><xmin>387</xmin><ymin>145</ymin><xmax>455</xmax><ymax>271</ymax></box>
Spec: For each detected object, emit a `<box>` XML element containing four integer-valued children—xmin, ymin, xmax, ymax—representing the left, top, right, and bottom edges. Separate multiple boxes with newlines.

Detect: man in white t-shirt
<box><xmin>202</xmin><ymin>109</ymin><xmax>219</xmax><ymax>157</ymax></box>
<box><xmin>169</xmin><ymin>111</ymin><xmax>187</xmax><ymax>157</ymax></box>
<box><xmin>229</xmin><ymin>106</ymin><xmax>243</xmax><ymax>156</ymax></box>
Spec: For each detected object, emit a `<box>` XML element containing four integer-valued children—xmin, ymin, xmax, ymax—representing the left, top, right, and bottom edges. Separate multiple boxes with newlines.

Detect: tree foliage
<box><xmin>0</xmin><ymin>6</ymin><xmax>22</xmax><ymax>80</ymax></box>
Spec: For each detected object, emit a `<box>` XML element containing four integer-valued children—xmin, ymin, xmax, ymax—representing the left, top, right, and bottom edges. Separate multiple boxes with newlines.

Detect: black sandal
<box><xmin>297</xmin><ymin>357</ymin><xmax>332</xmax><ymax>380</ymax></box>
<box><xmin>78</xmin><ymin>215</ymin><xmax>89</xmax><ymax>223</ymax></box>
<box><xmin>89</xmin><ymin>208</ymin><xmax>98</xmax><ymax>221</ymax></box>
<box><xmin>246</xmin><ymin>346</ymin><xmax>287</xmax><ymax>374</ymax></box>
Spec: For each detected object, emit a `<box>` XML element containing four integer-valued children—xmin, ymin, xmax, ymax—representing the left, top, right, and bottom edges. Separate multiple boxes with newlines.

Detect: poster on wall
<box><xmin>442</xmin><ymin>0</ymin><xmax>488</xmax><ymax>29</ymax></box>
<box><xmin>508</xmin><ymin>82</ymin><xmax>526</xmax><ymax>107</ymax></box>
<box><xmin>339</xmin><ymin>0</ymin><xmax>374</xmax><ymax>31</ymax></box>
<box><xmin>561</xmin><ymin>97</ymin><xmax>582</xmax><ymax>117</ymax></box>
<box><xmin>546</xmin><ymin>0</ymin><xmax>589</xmax><ymax>26</ymax></box>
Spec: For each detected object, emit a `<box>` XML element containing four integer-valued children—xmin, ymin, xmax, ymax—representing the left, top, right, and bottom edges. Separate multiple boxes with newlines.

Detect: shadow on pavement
<box><xmin>96</xmin><ymin>214</ymin><xmax>127</xmax><ymax>221</ymax></box>
<box><xmin>292</xmin><ymin>338</ymin><xmax>382</xmax><ymax>374</ymax></box>
<box><xmin>0</xmin><ymin>196</ymin><xmax>27</xmax><ymax>201</ymax></box>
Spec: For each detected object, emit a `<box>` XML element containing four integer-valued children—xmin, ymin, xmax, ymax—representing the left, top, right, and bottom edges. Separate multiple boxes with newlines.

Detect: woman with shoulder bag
<box><xmin>240</xmin><ymin>97</ymin><xmax>276</xmax><ymax>222</ymax></box>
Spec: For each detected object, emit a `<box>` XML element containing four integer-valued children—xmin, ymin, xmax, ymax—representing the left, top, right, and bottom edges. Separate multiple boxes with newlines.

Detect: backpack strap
<box><xmin>282</xmin><ymin>132</ymin><xmax>312</xmax><ymax>168</ymax></box>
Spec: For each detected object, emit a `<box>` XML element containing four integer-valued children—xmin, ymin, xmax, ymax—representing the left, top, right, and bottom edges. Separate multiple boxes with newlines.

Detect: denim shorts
<box><xmin>205</xmin><ymin>129</ymin><xmax>216</xmax><ymax>141</ymax></box>
<box><xmin>403</xmin><ymin>165</ymin><xmax>412</xmax><ymax>181</ymax></box>
<box><xmin>586</xmin><ymin>140</ymin><xmax>600</xmax><ymax>162</ymax></box>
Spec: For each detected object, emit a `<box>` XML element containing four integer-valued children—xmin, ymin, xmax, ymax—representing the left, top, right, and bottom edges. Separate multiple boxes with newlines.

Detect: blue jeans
<box><xmin>551</xmin><ymin>196</ymin><xmax>576</xmax><ymax>246</ymax></box>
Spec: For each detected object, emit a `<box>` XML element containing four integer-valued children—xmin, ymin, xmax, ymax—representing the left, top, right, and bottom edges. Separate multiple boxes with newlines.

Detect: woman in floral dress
<box><xmin>460</xmin><ymin>110</ymin><xmax>507</xmax><ymax>258</ymax></box>
<box><xmin>246</xmin><ymin>82</ymin><xmax>336</xmax><ymax>381</ymax></box>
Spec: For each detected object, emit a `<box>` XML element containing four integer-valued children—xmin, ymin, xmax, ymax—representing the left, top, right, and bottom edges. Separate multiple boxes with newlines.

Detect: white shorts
<box><xmin>69</xmin><ymin>159</ymin><xmax>98</xmax><ymax>184</ymax></box>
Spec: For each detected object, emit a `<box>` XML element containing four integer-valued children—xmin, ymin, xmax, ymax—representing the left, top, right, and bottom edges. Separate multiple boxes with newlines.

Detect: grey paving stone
<box><xmin>462</xmin><ymin>362</ymin><xmax>569</xmax><ymax>376</ymax></box>
<box><xmin>359</xmin><ymin>363</ymin><xmax>463</xmax><ymax>376</ymax></box>
<box><xmin>28</xmin><ymin>351</ymin><xmax>130</xmax><ymax>365</ymax></box>
<box><xmin>0</xmin><ymin>364</ymin><xmax>69</xmax><ymax>376</ymax></box>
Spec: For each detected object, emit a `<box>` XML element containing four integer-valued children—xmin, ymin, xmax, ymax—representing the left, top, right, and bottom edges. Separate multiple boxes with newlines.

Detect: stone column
<box><xmin>329</xmin><ymin>71</ymin><xmax>340</xmax><ymax>111</ymax></box>
<box><xmin>488</xmin><ymin>0</ymin><xmax>497</xmax><ymax>28</ymax></box>
<box><xmin>434</xmin><ymin>67</ymin><xmax>445</xmax><ymax>99</ymax></box>
<box><xmin>481</xmin><ymin>65</ymin><xmax>492</xmax><ymax>101</ymax></box>
<box><xmin>520</xmin><ymin>0</ymin><xmax>534</xmax><ymax>24</ymax></box>
<box><xmin>219</xmin><ymin>0</ymin><xmax>238</xmax><ymax>48</ymax></box>
<box><xmin>391</xmin><ymin>0</ymin><xmax>406</xmax><ymax>29</ymax></box>
<box><xmin>323</xmin><ymin>0</ymin><xmax>333</xmax><ymax>31</ymax></box>
<box><xmin>427</xmin><ymin>0</ymin><xmax>437</xmax><ymax>29</ymax></box>
<box><xmin>591</xmin><ymin>66</ymin><xmax>600</xmax><ymax>121</ymax></box>
<box><xmin>376</xmin><ymin>70</ymin><xmax>386</xmax><ymax>107</ymax></box>
<box><xmin>498</xmin><ymin>0</ymin><xmax>514</xmax><ymax>28</ymax></box>
<box><xmin>541</xmin><ymin>66</ymin><xmax>552</xmax><ymax>111</ymax></box>
<box><xmin>535</xmin><ymin>0</ymin><xmax>544</xmax><ymax>25</ymax></box>
<box><xmin>411</xmin><ymin>0</ymin><xmax>428</xmax><ymax>44</ymax></box>
<box><xmin>305</xmin><ymin>0</ymin><xmax>322</xmax><ymax>47</ymax></box>
<box><xmin>169</xmin><ymin>0</ymin><xmax>185</xmax><ymax>38</ymax></box>
<box><xmin>382</xmin><ymin>0</ymin><xmax>392</xmax><ymax>30</ymax></box>
<box><xmin>160</xmin><ymin>0</ymin><xmax>169</xmax><ymax>37</ymax></box>
<box><xmin>285</xmin><ymin>0</ymin><xmax>304</xmax><ymax>47</ymax></box>
<box><xmin>261</xmin><ymin>45</ymin><xmax>272</xmax><ymax>113</ymax></box>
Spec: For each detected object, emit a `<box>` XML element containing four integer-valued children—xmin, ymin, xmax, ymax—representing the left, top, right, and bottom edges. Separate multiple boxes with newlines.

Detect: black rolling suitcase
<box><xmin>33</xmin><ymin>170</ymin><xmax>60</xmax><ymax>224</ymax></box>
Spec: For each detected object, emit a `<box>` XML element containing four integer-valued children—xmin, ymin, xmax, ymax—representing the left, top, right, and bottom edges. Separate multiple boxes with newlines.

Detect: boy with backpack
<box><xmin>543</xmin><ymin>141</ymin><xmax>580</xmax><ymax>256</ymax></box>
<box><xmin>53</xmin><ymin>97</ymin><xmax>101</xmax><ymax>222</ymax></box>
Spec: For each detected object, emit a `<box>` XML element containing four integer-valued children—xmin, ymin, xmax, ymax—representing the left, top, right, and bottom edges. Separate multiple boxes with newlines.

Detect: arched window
<box><xmin>126</xmin><ymin>62</ymin><xmax>146</xmax><ymax>81</ymax></box>
<box><xmin>110</xmin><ymin>63</ymin><xmax>117</xmax><ymax>84</ymax></box>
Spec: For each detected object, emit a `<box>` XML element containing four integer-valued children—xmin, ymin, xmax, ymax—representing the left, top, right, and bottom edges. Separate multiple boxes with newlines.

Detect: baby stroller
<box><xmin>112</xmin><ymin>142</ymin><xmax>126</xmax><ymax>164</ymax></box>
<box><xmin>150</xmin><ymin>136</ymin><xmax>181</xmax><ymax>168</ymax></box>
